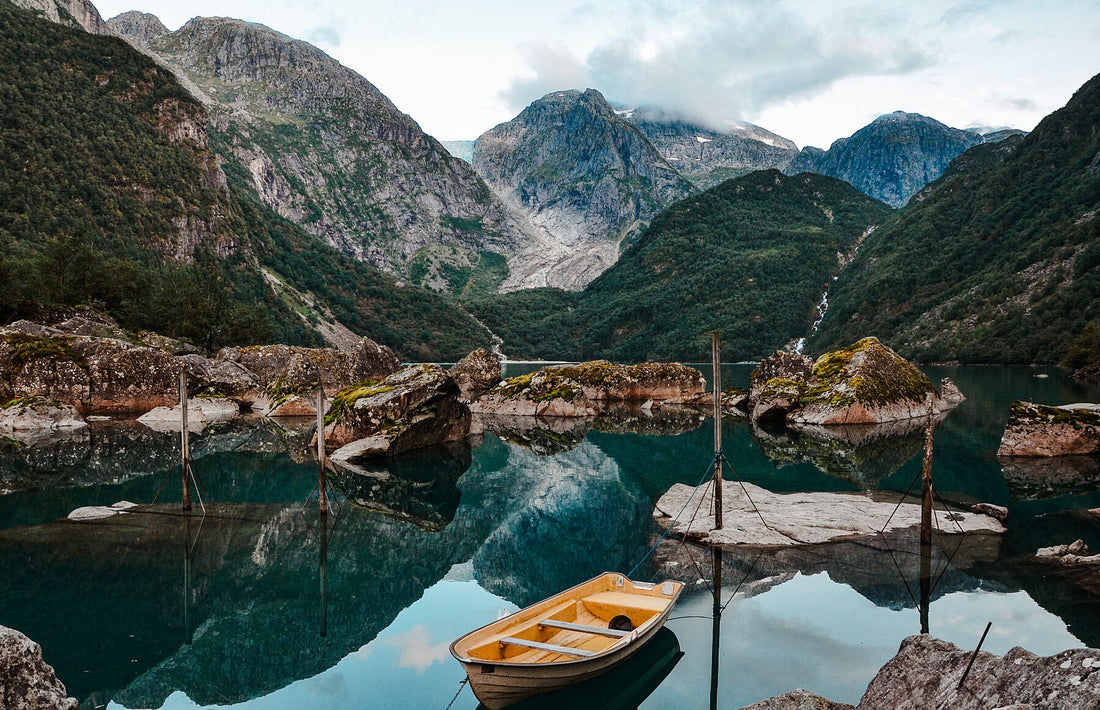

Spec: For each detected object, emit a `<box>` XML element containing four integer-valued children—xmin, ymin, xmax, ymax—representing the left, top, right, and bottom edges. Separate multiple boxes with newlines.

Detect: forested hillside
<box><xmin>0</xmin><ymin>1</ymin><xmax>489</xmax><ymax>360</ymax></box>
<box><xmin>471</xmin><ymin>171</ymin><xmax>892</xmax><ymax>361</ymax></box>
<box><xmin>812</xmin><ymin>72</ymin><xmax>1100</xmax><ymax>365</ymax></box>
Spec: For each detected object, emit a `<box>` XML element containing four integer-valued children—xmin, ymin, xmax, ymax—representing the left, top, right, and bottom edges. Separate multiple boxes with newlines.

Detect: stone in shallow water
<box><xmin>0</xmin><ymin>625</ymin><xmax>78</xmax><ymax>710</ymax></box>
<box><xmin>654</xmin><ymin>479</ymin><xmax>1004</xmax><ymax>546</ymax></box>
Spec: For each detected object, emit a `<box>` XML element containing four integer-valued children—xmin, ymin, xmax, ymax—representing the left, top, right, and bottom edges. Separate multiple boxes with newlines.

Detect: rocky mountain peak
<box><xmin>786</xmin><ymin>110</ymin><xmax>983</xmax><ymax>207</ymax></box>
<box><xmin>106</xmin><ymin>10</ymin><xmax>168</xmax><ymax>47</ymax></box>
<box><xmin>473</xmin><ymin>88</ymin><xmax>695</xmax><ymax>290</ymax></box>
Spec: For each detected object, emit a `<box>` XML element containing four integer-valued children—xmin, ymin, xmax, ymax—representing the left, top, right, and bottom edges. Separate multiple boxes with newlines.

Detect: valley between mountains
<box><xmin>1</xmin><ymin>0</ymin><xmax>1097</xmax><ymax>369</ymax></box>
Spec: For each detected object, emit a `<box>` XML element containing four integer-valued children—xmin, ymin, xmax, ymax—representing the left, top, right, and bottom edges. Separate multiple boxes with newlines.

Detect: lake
<box><xmin>1</xmin><ymin>365</ymin><xmax>1098</xmax><ymax>709</ymax></box>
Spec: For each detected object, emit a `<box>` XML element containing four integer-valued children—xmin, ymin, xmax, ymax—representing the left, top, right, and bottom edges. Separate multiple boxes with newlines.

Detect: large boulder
<box><xmin>0</xmin><ymin>333</ymin><xmax>182</xmax><ymax>416</ymax></box>
<box><xmin>471</xmin><ymin>360</ymin><xmax>705</xmax><ymax>417</ymax></box>
<box><xmin>997</xmin><ymin>401</ymin><xmax>1100</xmax><ymax>456</ymax></box>
<box><xmin>0</xmin><ymin>625</ymin><xmax>78</xmax><ymax>710</ymax></box>
<box><xmin>0</xmin><ymin>397</ymin><xmax>86</xmax><ymax>439</ymax></box>
<box><xmin>739</xmin><ymin>690</ymin><xmax>853</xmax><ymax>710</ymax></box>
<box><xmin>448</xmin><ymin>348</ymin><xmax>502</xmax><ymax>402</ymax></box>
<box><xmin>215</xmin><ymin>337</ymin><xmax>400</xmax><ymax>398</ymax></box>
<box><xmin>749</xmin><ymin>338</ymin><xmax>958</xmax><ymax>425</ymax></box>
<box><xmin>856</xmin><ymin>634</ymin><xmax>1100</xmax><ymax>709</ymax></box>
<box><xmin>322</xmin><ymin>364</ymin><xmax>470</xmax><ymax>457</ymax></box>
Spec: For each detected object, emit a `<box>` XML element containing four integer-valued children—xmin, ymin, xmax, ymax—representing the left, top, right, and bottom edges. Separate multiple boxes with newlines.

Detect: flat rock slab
<box><xmin>655</xmin><ymin>480</ymin><xmax>1004</xmax><ymax>546</ymax></box>
<box><xmin>137</xmin><ymin>397</ymin><xmax>240</xmax><ymax>433</ymax></box>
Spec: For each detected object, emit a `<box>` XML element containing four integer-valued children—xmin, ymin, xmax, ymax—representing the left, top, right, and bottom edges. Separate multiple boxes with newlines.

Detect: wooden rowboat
<box><xmin>450</xmin><ymin>572</ymin><xmax>684</xmax><ymax>709</ymax></box>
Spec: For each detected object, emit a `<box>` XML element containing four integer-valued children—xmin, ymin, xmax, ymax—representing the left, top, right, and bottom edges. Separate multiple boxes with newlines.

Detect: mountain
<box><xmin>108</xmin><ymin>12</ymin><xmax>548</xmax><ymax>296</ymax></box>
<box><xmin>10</xmin><ymin>0</ymin><xmax>108</xmax><ymax>33</ymax></box>
<box><xmin>0</xmin><ymin>0</ymin><xmax>490</xmax><ymax>360</ymax></box>
<box><xmin>786</xmin><ymin>112</ymin><xmax>986</xmax><ymax>207</ymax></box>
<box><xmin>472</xmin><ymin>89</ymin><xmax>696</xmax><ymax>291</ymax></box>
<box><xmin>470</xmin><ymin>170</ymin><xmax>893</xmax><ymax>362</ymax></box>
<box><xmin>621</xmin><ymin>106</ymin><xmax>799</xmax><ymax>189</ymax></box>
<box><xmin>810</xmin><ymin>73</ymin><xmax>1100</xmax><ymax>365</ymax></box>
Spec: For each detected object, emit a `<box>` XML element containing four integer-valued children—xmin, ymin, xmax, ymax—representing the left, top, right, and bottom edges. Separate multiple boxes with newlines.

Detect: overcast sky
<box><xmin>93</xmin><ymin>0</ymin><xmax>1100</xmax><ymax>148</ymax></box>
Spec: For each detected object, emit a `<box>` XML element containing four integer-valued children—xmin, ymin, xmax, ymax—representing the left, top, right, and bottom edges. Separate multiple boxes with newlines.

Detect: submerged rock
<box><xmin>857</xmin><ymin>634</ymin><xmax>1100</xmax><ymax>709</ymax></box>
<box><xmin>0</xmin><ymin>625</ymin><xmax>78</xmax><ymax>710</ymax></box>
<box><xmin>448</xmin><ymin>348</ymin><xmax>502</xmax><ymax>402</ymax></box>
<box><xmin>472</xmin><ymin>360</ymin><xmax>705</xmax><ymax>417</ymax></box>
<box><xmin>654</xmin><ymin>479</ymin><xmax>1004</xmax><ymax>546</ymax></box>
<box><xmin>323</xmin><ymin>364</ymin><xmax>470</xmax><ymax>457</ymax></box>
<box><xmin>137</xmin><ymin>396</ymin><xmax>240</xmax><ymax>433</ymax></box>
<box><xmin>748</xmin><ymin>338</ymin><xmax>960</xmax><ymax>425</ymax></box>
<box><xmin>997</xmin><ymin>401</ymin><xmax>1100</xmax><ymax>456</ymax></box>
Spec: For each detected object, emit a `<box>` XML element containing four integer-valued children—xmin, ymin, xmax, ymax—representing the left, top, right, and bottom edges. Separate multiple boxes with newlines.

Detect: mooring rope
<box><xmin>627</xmin><ymin>457</ymin><xmax>716</xmax><ymax>578</ymax></box>
<box><xmin>443</xmin><ymin>678</ymin><xmax>468</xmax><ymax>710</ymax></box>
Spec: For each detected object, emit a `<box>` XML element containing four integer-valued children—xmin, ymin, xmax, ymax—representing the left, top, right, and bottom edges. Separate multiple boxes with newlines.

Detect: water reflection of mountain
<box><xmin>0</xmin><ymin>434</ymin><xmax>664</xmax><ymax>707</ymax></box>
<box><xmin>750</xmin><ymin>418</ymin><xmax>934</xmax><ymax>488</ymax></box>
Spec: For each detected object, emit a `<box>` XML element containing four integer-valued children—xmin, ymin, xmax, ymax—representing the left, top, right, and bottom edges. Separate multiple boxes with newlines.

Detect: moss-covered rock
<box><xmin>471</xmin><ymin>360</ymin><xmax>705</xmax><ymax>417</ymax></box>
<box><xmin>997</xmin><ymin>401</ymin><xmax>1100</xmax><ymax>457</ymax></box>
<box><xmin>748</xmin><ymin>338</ymin><xmax>956</xmax><ymax>425</ymax></box>
<box><xmin>322</xmin><ymin>364</ymin><xmax>470</xmax><ymax>458</ymax></box>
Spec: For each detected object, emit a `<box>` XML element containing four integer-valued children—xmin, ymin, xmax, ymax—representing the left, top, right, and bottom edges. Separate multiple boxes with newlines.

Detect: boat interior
<box><xmin>454</xmin><ymin>573</ymin><xmax>682</xmax><ymax>664</ymax></box>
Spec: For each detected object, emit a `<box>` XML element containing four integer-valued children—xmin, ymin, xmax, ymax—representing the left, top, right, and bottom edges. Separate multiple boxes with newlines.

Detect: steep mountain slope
<box><xmin>623</xmin><ymin>106</ymin><xmax>799</xmax><ymax>189</ymax></box>
<box><xmin>10</xmin><ymin>0</ymin><xmax>108</xmax><ymax>33</ymax></box>
<box><xmin>472</xmin><ymin>89</ymin><xmax>696</xmax><ymax>291</ymax></box>
<box><xmin>471</xmin><ymin>170</ymin><xmax>893</xmax><ymax>361</ymax></box>
<box><xmin>0</xmin><ymin>0</ymin><xmax>489</xmax><ymax>360</ymax></box>
<box><xmin>108</xmin><ymin>12</ymin><xmax>547</xmax><ymax>296</ymax></box>
<box><xmin>811</xmin><ymin>73</ymin><xmax>1100</xmax><ymax>364</ymax></box>
<box><xmin>786</xmin><ymin>112</ymin><xmax>984</xmax><ymax>207</ymax></box>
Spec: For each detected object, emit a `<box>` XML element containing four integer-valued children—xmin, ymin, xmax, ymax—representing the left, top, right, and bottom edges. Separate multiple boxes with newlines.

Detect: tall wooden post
<box><xmin>317</xmin><ymin>388</ymin><xmax>328</xmax><ymax>517</ymax></box>
<box><xmin>919</xmin><ymin>410</ymin><xmax>934</xmax><ymax>634</ymax></box>
<box><xmin>180</xmin><ymin>371</ymin><xmax>192</xmax><ymax>512</ymax></box>
<box><xmin>319</xmin><ymin>513</ymin><xmax>329</xmax><ymax>638</ymax></box>
<box><xmin>183</xmin><ymin>513</ymin><xmax>193</xmax><ymax>644</ymax></box>
<box><xmin>709</xmin><ymin>546</ymin><xmax>723</xmax><ymax>710</ymax></box>
<box><xmin>711</xmin><ymin>332</ymin><xmax>723</xmax><ymax>529</ymax></box>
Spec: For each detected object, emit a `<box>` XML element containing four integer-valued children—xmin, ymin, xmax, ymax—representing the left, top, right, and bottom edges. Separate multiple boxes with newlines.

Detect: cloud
<box><xmin>998</xmin><ymin>96</ymin><xmax>1038</xmax><ymax>111</ymax></box>
<box><xmin>503</xmin><ymin>1</ymin><xmax>934</xmax><ymax>127</ymax></box>
<box><xmin>305</xmin><ymin>22</ymin><xmax>342</xmax><ymax>47</ymax></box>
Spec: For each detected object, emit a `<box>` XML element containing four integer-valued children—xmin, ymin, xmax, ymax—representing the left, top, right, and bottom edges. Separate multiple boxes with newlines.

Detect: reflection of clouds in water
<box><xmin>384</xmin><ymin>625</ymin><xmax>451</xmax><ymax>673</ymax></box>
<box><xmin>309</xmin><ymin>672</ymin><xmax>348</xmax><ymax>698</ymax></box>
<box><xmin>663</xmin><ymin>572</ymin><xmax>1084</xmax><ymax>707</ymax></box>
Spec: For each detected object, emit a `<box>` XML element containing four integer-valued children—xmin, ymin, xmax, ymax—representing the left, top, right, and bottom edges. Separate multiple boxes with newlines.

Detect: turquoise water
<box><xmin>0</xmin><ymin>365</ymin><xmax>1097</xmax><ymax>708</ymax></box>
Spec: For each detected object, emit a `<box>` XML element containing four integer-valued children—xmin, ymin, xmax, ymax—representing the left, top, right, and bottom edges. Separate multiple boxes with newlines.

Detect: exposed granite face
<box><xmin>108</xmin><ymin>12</ymin><xmax>543</xmax><ymax>295</ymax></box>
<box><xmin>323</xmin><ymin>364</ymin><xmax>470</xmax><ymax>456</ymax></box>
<box><xmin>998</xmin><ymin>401</ymin><xmax>1100</xmax><ymax>456</ymax></box>
<box><xmin>856</xmin><ymin>634</ymin><xmax>1100</xmax><ymax>709</ymax></box>
<box><xmin>0</xmin><ymin>397</ymin><xmax>86</xmax><ymax>441</ymax></box>
<box><xmin>0</xmin><ymin>625</ymin><xmax>78</xmax><ymax>710</ymax></box>
<box><xmin>448</xmin><ymin>348</ymin><xmax>501</xmax><ymax>402</ymax></box>
<box><xmin>471</xmin><ymin>360</ymin><xmax>706</xmax><ymax>417</ymax></box>
<box><xmin>748</xmin><ymin>338</ymin><xmax>958</xmax><ymax>425</ymax></box>
<box><xmin>473</xmin><ymin>89</ymin><xmax>696</xmax><ymax>291</ymax></box>
<box><xmin>9</xmin><ymin>0</ymin><xmax>109</xmax><ymax>34</ymax></box>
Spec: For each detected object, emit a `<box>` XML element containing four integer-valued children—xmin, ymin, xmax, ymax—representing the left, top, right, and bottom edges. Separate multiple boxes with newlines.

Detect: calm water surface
<box><xmin>0</xmin><ymin>365</ymin><xmax>1098</xmax><ymax>709</ymax></box>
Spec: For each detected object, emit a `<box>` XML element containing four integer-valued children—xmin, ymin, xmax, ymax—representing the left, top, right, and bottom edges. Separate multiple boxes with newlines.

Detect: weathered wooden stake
<box><xmin>183</xmin><ymin>513</ymin><xmax>193</xmax><ymax>644</ymax></box>
<box><xmin>709</xmin><ymin>546</ymin><xmax>723</xmax><ymax>710</ymax></box>
<box><xmin>919</xmin><ymin>409</ymin><xmax>934</xmax><ymax>633</ymax></box>
<box><xmin>317</xmin><ymin>388</ymin><xmax>328</xmax><ymax>517</ymax></box>
<box><xmin>711</xmin><ymin>331</ymin><xmax>723</xmax><ymax>530</ymax></box>
<box><xmin>180</xmin><ymin>371</ymin><xmax>192</xmax><ymax>512</ymax></box>
<box><xmin>319</xmin><ymin>512</ymin><xmax>329</xmax><ymax>638</ymax></box>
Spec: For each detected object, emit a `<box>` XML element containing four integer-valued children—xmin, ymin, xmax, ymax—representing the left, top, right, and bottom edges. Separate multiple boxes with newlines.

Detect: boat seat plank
<box><xmin>539</xmin><ymin>619</ymin><xmax>629</xmax><ymax>637</ymax></box>
<box><xmin>500</xmin><ymin>637</ymin><xmax>596</xmax><ymax>658</ymax></box>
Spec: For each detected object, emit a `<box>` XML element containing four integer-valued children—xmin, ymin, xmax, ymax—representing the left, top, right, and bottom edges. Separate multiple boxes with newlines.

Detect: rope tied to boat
<box><xmin>443</xmin><ymin>677</ymin><xmax>468</xmax><ymax>710</ymax></box>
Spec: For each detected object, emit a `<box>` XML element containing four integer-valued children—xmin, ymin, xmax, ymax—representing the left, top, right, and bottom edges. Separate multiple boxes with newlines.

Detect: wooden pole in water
<box><xmin>180</xmin><ymin>371</ymin><xmax>192</xmax><ymax>512</ymax></box>
<box><xmin>319</xmin><ymin>513</ymin><xmax>329</xmax><ymax>638</ymax></box>
<box><xmin>711</xmin><ymin>332</ymin><xmax>723</xmax><ymax>530</ymax></box>
<box><xmin>709</xmin><ymin>546</ymin><xmax>723</xmax><ymax>710</ymax></box>
<box><xmin>919</xmin><ymin>409</ymin><xmax>934</xmax><ymax>634</ymax></box>
<box><xmin>317</xmin><ymin>387</ymin><xmax>328</xmax><ymax>517</ymax></box>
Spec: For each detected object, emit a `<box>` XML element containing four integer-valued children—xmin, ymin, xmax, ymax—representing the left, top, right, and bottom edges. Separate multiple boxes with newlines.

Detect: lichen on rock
<box><xmin>998</xmin><ymin>401</ymin><xmax>1100</xmax><ymax>457</ymax></box>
